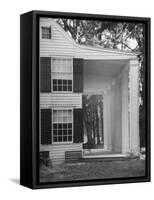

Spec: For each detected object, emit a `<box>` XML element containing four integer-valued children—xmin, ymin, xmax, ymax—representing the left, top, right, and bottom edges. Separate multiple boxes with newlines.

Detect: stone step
<box><xmin>81</xmin><ymin>154</ymin><xmax>133</xmax><ymax>162</ymax></box>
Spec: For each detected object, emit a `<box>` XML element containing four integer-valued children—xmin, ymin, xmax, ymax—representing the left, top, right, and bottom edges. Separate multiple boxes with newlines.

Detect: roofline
<box><xmin>77</xmin><ymin>43</ymin><xmax>140</xmax><ymax>56</ymax></box>
<box><xmin>43</xmin><ymin>18</ymin><xmax>139</xmax><ymax>58</ymax></box>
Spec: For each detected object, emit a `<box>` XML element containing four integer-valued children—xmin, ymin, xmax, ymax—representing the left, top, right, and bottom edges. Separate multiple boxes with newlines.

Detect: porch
<box><xmin>82</xmin><ymin>58</ymin><xmax>139</xmax><ymax>156</ymax></box>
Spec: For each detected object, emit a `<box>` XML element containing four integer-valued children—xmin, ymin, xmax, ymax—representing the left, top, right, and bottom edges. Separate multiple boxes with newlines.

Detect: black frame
<box><xmin>20</xmin><ymin>10</ymin><xmax>151</xmax><ymax>189</ymax></box>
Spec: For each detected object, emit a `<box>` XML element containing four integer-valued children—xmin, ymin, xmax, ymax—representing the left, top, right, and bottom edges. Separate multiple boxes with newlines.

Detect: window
<box><xmin>52</xmin><ymin>109</ymin><xmax>73</xmax><ymax>143</ymax></box>
<box><xmin>51</xmin><ymin>58</ymin><xmax>73</xmax><ymax>92</ymax></box>
<box><xmin>42</xmin><ymin>26</ymin><xmax>51</xmax><ymax>39</ymax></box>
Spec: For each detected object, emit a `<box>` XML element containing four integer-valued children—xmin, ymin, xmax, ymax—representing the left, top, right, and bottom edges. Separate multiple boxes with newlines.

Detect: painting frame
<box><xmin>20</xmin><ymin>10</ymin><xmax>151</xmax><ymax>189</ymax></box>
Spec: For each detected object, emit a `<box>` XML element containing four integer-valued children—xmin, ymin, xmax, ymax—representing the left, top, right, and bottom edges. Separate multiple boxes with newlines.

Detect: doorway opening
<box><xmin>83</xmin><ymin>94</ymin><xmax>104</xmax><ymax>154</ymax></box>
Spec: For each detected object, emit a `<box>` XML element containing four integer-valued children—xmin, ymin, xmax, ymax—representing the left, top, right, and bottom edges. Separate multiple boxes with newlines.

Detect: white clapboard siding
<box><xmin>40</xmin><ymin>18</ymin><xmax>138</xmax><ymax>60</ymax></box>
<box><xmin>40</xmin><ymin>93</ymin><xmax>82</xmax><ymax>108</ymax></box>
<box><xmin>40</xmin><ymin>143</ymin><xmax>82</xmax><ymax>163</ymax></box>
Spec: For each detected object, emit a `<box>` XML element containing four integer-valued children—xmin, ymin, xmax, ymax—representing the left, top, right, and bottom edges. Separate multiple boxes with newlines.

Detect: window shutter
<box><xmin>40</xmin><ymin>57</ymin><xmax>51</xmax><ymax>92</ymax></box>
<box><xmin>73</xmin><ymin>109</ymin><xmax>83</xmax><ymax>143</ymax></box>
<box><xmin>73</xmin><ymin>58</ymin><xmax>83</xmax><ymax>93</ymax></box>
<box><xmin>41</xmin><ymin>109</ymin><xmax>52</xmax><ymax>144</ymax></box>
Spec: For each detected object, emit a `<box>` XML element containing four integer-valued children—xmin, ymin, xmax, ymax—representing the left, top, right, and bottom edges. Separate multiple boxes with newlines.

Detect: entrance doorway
<box><xmin>83</xmin><ymin>94</ymin><xmax>104</xmax><ymax>153</ymax></box>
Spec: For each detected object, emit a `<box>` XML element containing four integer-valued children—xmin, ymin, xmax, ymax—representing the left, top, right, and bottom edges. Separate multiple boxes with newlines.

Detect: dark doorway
<box><xmin>83</xmin><ymin>94</ymin><xmax>104</xmax><ymax>150</ymax></box>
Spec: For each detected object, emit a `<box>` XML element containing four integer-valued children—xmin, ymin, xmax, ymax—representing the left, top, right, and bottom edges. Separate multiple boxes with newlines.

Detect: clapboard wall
<box><xmin>40</xmin><ymin>143</ymin><xmax>82</xmax><ymax>164</ymax></box>
<box><xmin>40</xmin><ymin>93</ymin><xmax>82</xmax><ymax>108</ymax></box>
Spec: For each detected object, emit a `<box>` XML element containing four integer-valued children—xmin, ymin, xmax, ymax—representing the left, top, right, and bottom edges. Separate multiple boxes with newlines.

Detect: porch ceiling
<box><xmin>84</xmin><ymin>59</ymin><xmax>128</xmax><ymax>77</ymax></box>
<box><xmin>83</xmin><ymin>59</ymin><xmax>128</xmax><ymax>94</ymax></box>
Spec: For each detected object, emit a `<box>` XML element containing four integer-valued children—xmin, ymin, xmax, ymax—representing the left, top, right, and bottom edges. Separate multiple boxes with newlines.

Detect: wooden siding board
<box><xmin>40</xmin><ymin>143</ymin><xmax>82</xmax><ymax>163</ymax></box>
<box><xmin>40</xmin><ymin>93</ymin><xmax>82</xmax><ymax>108</ymax></box>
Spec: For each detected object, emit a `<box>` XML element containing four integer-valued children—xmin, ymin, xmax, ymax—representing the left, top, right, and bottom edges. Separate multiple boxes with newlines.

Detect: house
<box><xmin>39</xmin><ymin>18</ymin><xmax>140</xmax><ymax>164</ymax></box>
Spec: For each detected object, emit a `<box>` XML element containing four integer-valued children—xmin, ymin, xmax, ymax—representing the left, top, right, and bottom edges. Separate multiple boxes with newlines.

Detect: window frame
<box><xmin>41</xmin><ymin>26</ymin><xmax>52</xmax><ymax>39</ymax></box>
<box><xmin>51</xmin><ymin>57</ymin><xmax>73</xmax><ymax>94</ymax></box>
<box><xmin>52</xmin><ymin>108</ymin><xmax>74</xmax><ymax>144</ymax></box>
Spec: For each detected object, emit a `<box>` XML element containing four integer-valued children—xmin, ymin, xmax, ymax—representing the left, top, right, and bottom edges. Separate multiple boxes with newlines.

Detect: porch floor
<box><xmin>83</xmin><ymin>153</ymin><xmax>129</xmax><ymax>158</ymax></box>
<box><xmin>83</xmin><ymin>150</ymin><xmax>129</xmax><ymax>159</ymax></box>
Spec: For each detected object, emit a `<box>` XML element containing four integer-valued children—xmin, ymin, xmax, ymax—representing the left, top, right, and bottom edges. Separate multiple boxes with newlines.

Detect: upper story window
<box><xmin>51</xmin><ymin>58</ymin><xmax>73</xmax><ymax>92</ymax></box>
<box><xmin>41</xmin><ymin>26</ymin><xmax>51</xmax><ymax>39</ymax></box>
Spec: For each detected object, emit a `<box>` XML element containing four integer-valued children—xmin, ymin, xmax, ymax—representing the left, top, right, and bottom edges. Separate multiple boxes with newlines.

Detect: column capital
<box><xmin>129</xmin><ymin>59</ymin><xmax>139</xmax><ymax>66</ymax></box>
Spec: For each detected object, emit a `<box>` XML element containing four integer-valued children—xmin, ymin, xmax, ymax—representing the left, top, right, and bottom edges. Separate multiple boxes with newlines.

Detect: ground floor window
<box><xmin>52</xmin><ymin>109</ymin><xmax>73</xmax><ymax>143</ymax></box>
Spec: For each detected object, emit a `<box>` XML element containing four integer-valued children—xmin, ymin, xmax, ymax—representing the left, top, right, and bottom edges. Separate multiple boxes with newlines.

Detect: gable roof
<box><xmin>52</xmin><ymin>19</ymin><xmax>139</xmax><ymax>55</ymax></box>
<box><xmin>40</xmin><ymin>18</ymin><xmax>139</xmax><ymax>60</ymax></box>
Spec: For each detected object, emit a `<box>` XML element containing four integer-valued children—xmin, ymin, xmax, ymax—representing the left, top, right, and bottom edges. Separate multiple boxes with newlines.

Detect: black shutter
<box><xmin>41</xmin><ymin>109</ymin><xmax>52</xmax><ymax>144</ymax></box>
<box><xmin>73</xmin><ymin>58</ymin><xmax>83</xmax><ymax>93</ymax></box>
<box><xmin>40</xmin><ymin>57</ymin><xmax>51</xmax><ymax>92</ymax></box>
<box><xmin>73</xmin><ymin>109</ymin><xmax>83</xmax><ymax>143</ymax></box>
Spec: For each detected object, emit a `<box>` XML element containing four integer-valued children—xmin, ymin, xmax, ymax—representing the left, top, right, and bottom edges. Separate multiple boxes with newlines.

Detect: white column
<box><xmin>121</xmin><ymin>65</ymin><xmax>130</xmax><ymax>154</ymax></box>
<box><xmin>107</xmin><ymin>88</ymin><xmax>112</xmax><ymax>151</ymax></box>
<box><xmin>110</xmin><ymin>82</ymin><xmax>115</xmax><ymax>152</ymax></box>
<box><xmin>103</xmin><ymin>89</ymin><xmax>108</xmax><ymax>151</ymax></box>
<box><xmin>129</xmin><ymin>59</ymin><xmax>140</xmax><ymax>156</ymax></box>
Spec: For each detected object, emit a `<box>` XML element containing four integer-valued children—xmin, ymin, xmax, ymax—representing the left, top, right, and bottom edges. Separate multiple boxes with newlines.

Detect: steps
<box><xmin>82</xmin><ymin>153</ymin><xmax>132</xmax><ymax>162</ymax></box>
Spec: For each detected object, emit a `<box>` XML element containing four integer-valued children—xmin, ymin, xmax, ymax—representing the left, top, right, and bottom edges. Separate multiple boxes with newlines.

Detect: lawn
<box><xmin>40</xmin><ymin>158</ymin><xmax>145</xmax><ymax>183</ymax></box>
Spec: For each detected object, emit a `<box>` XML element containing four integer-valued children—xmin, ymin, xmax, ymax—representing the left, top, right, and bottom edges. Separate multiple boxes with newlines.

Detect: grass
<box><xmin>40</xmin><ymin>158</ymin><xmax>145</xmax><ymax>183</ymax></box>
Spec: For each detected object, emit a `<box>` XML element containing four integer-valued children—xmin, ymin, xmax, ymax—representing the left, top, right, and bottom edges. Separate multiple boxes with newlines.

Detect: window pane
<box><xmin>53</xmin><ymin>85</ymin><xmax>57</xmax><ymax>91</ymax></box>
<box><xmin>53</xmin><ymin>79</ymin><xmax>57</xmax><ymax>84</ymax></box>
<box><xmin>68</xmin><ymin>110</ymin><xmax>72</xmax><ymax>122</ymax></box>
<box><xmin>58</xmin><ymin>124</ymin><xmax>62</xmax><ymax>129</ymax></box>
<box><xmin>68</xmin><ymin>80</ymin><xmax>72</xmax><ymax>85</ymax></box>
<box><xmin>58</xmin><ymin>129</ymin><xmax>62</xmax><ymax>136</ymax></box>
<box><xmin>53</xmin><ymin>130</ymin><xmax>57</xmax><ymax>136</ymax></box>
<box><xmin>52</xmin><ymin>72</ymin><xmax>63</xmax><ymax>79</ymax></box>
<box><xmin>63</xmin><ymin>85</ymin><xmax>67</xmax><ymax>91</ymax></box>
<box><xmin>68</xmin><ymin>85</ymin><xmax>72</xmax><ymax>91</ymax></box>
<box><xmin>62</xmin><ymin>73</ymin><xmax>72</xmax><ymax>79</ymax></box>
<box><xmin>58</xmin><ymin>80</ymin><xmax>62</xmax><ymax>84</ymax></box>
<box><xmin>53</xmin><ymin>137</ymin><xmax>57</xmax><ymax>142</ymax></box>
<box><xmin>58</xmin><ymin>136</ymin><xmax>62</xmax><ymax>142</ymax></box>
<box><xmin>53</xmin><ymin>110</ymin><xmax>58</xmax><ymax>123</ymax></box>
<box><xmin>68</xmin><ymin>129</ymin><xmax>72</xmax><ymax>135</ymax></box>
<box><xmin>63</xmin><ymin>129</ymin><xmax>67</xmax><ymax>136</ymax></box>
<box><xmin>63</xmin><ymin>110</ymin><xmax>68</xmax><ymax>123</ymax></box>
<box><xmin>63</xmin><ymin>80</ymin><xmax>67</xmax><ymax>85</ymax></box>
<box><xmin>68</xmin><ymin>136</ymin><xmax>72</xmax><ymax>141</ymax></box>
<box><xmin>63</xmin><ymin>136</ymin><xmax>67</xmax><ymax>141</ymax></box>
<box><xmin>68</xmin><ymin>123</ymin><xmax>72</xmax><ymax>128</ymax></box>
<box><xmin>63</xmin><ymin>123</ymin><xmax>67</xmax><ymax>129</ymax></box>
<box><xmin>53</xmin><ymin>124</ymin><xmax>57</xmax><ymax>129</ymax></box>
<box><xmin>58</xmin><ymin>110</ymin><xmax>63</xmax><ymax>123</ymax></box>
<box><xmin>58</xmin><ymin>85</ymin><xmax>62</xmax><ymax>91</ymax></box>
